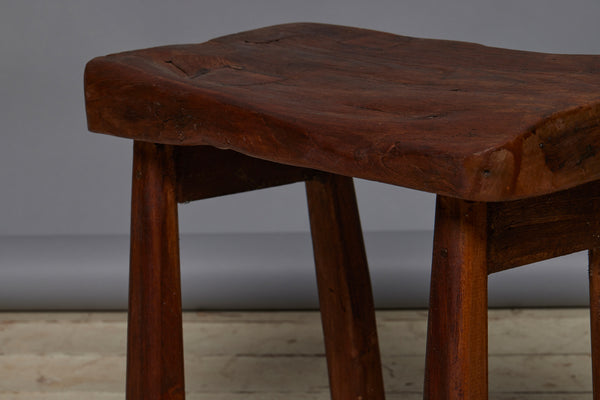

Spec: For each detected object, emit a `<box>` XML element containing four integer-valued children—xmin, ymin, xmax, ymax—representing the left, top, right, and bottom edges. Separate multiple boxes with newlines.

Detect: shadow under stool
<box><xmin>84</xmin><ymin>23</ymin><xmax>600</xmax><ymax>400</ymax></box>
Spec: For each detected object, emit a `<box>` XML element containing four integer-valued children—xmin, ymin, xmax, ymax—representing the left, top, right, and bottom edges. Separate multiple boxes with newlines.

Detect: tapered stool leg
<box><xmin>127</xmin><ymin>141</ymin><xmax>185</xmax><ymax>400</ymax></box>
<box><xmin>424</xmin><ymin>196</ymin><xmax>488</xmax><ymax>400</ymax></box>
<box><xmin>306</xmin><ymin>173</ymin><xmax>385</xmax><ymax>400</ymax></box>
<box><xmin>590</xmin><ymin>248</ymin><xmax>600</xmax><ymax>400</ymax></box>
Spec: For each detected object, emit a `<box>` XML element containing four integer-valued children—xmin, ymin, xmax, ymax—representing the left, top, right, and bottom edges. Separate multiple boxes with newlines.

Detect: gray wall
<box><xmin>3</xmin><ymin>0</ymin><xmax>600</xmax><ymax>236</ymax></box>
<box><xmin>1</xmin><ymin>1</ymin><xmax>600</xmax><ymax>310</ymax></box>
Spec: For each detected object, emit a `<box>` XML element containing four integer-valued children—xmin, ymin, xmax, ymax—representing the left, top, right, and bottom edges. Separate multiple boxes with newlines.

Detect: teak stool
<box><xmin>84</xmin><ymin>23</ymin><xmax>600</xmax><ymax>399</ymax></box>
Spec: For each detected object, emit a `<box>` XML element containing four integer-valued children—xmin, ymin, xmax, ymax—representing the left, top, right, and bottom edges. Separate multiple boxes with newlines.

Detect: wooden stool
<box><xmin>84</xmin><ymin>23</ymin><xmax>600</xmax><ymax>399</ymax></box>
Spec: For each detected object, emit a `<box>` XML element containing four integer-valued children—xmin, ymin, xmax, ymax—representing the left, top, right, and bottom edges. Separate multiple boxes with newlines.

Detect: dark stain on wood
<box><xmin>83</xmin><ymin>22</ymin><xmax>600</xmax><ymax>400</ymax></box>
<box><xmin>173</xmin><ymin>145</ymin><xmax>319</xmax><ymax>203</ymax></box>
<box><xmin>306</xmin><ymin>173</ymin><xmax>385</xmax><ymax>400</ymax></box>
<box><xmin>127</xmin><ymin>141</ymin><xmax>185</xmax><ymax>400</ymax></box>
<box><xmin>84</xmin><ymin>22</ymin><xmax>600</xmax><ymax>202</ymax></box>
<box><xmin>487</xmin><ymin>180</ymin><xmax>600</xmax><ymax>273</ymax></box>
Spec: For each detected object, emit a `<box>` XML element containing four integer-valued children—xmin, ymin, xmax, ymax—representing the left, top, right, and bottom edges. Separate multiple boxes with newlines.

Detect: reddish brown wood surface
<box><xmin>128</xmin><ymin>141</ymin><xmax>185</xmax><ymax>400</ymax></box>
<box><xmin>305</xmin><ymin>174</ymin><xmax>385</xmax><ymax>400</ymax></box>
<box><xmin>487</xmin><ymin>180</ymin><xmax>600</xmax><ymax>273</ymax></box>
<box><xmin>173</xmin><ymin>145</ymin><xmax>318</xmax><ymax>202</ymax></box>
<box><xmin>85</xmin><ymin>22</ymin><xmax>600</xmax><ymax>201</ymax></box>
<box><xmin>590</xmin><ymin>248</ymin><xmax>600</xmax><ymax>400</ymax></box>
<box><xmin>425</xmin><ymin>196</ymin><xmax>488</xmax><ymax>400</ymax></box>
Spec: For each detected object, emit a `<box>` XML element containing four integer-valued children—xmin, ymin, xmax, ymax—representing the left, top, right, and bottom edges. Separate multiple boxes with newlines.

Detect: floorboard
<box><xmin>0</xmin><ymin>310</ymin><xmax>593</xmax><ymax>398</ymax></box>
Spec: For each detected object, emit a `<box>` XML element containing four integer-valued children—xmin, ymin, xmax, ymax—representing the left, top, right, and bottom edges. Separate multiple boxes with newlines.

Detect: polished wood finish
<box><xmin>590</xmin><ymin>248</ymin><xmax>600</xmax><ymax>400</ymax></box>
<box><xmin>85</xmin><ymin>23</ymin><xmax>600</xmax><ymax>202</ymax></box>
<box><xmin>487</xmin><ymin>180</ymin><xmax>600</xmax><ymax>273</ymax></box>
<box><xmin>424</xmin><ymin>183</ymin><xmax>600</xmax><ymax>399</ymax></box>
<box><xmin>83</xmin><ymin>22</ymin><xmax>600</xmax><ymax>400</ymax></box>
<box><xmin>424</xmin><ymin>196</ymin><xmax>488</xmax><ymax>400</ymax></box>
<box><xmin>306</xmin><ymin>173</ymin><xmax>385</xmax><ymax>400</ymax></box>
<box><xmin>173</xmin><ymin>145</ymin><xmax>318</xmax><ymax>202</ymax></box>
<box><xmin>128</xmin><ymin>141</ymin><xmax>185</xmax><ymax>400</ymax></box>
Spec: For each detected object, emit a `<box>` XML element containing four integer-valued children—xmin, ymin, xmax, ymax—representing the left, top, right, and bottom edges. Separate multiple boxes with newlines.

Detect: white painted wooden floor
<box><xmin>0</xmin><ymin>309</ymin><xmax>593</xmax><ymax>399</ymax></box>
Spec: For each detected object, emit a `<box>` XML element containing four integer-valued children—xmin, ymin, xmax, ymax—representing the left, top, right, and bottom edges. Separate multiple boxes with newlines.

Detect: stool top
<box><xmin>85</xmin><ymin>23</ymin><xmax>600</xmax><ymax>201</ymax></box>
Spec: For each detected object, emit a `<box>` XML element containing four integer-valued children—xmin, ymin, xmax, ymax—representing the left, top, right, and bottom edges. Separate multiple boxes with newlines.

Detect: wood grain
<box><xmin>424</xmin><ymin>196</ymin><xmax>488</xmax><ymax>400</ymax></box>
<box><xmin>305</xmin><ymin>174</ymin><xmax>385</xmax><ymax>400</ymax></box>
<box><xmin>128</xmin><ymin>141</ymin><xmax>185</xmax><ymax>400</ymax></box>
<box><xmin>0</xmin><ymin>310</ymin><xmax>593</xmax><ymax>398</ymax></box>
<box><xmin>173</xmin><ymin>145</ymin><xmax>317</xmax><ymax>202</ymax></box>
<box><xmin>0</xmin><ymin>309</ymin><xmax>592</xmax><ymax>357</ymax></box>
<box><xmin>85</xmin><ymin>23</ymin><xmax>600</xmax><ymax>201</ymax></box>
<box><xmin>83</xmin><ymin>22</ymin><xmax>600</xmax><ymax>398</ymax></box>
<box><xmin>487</xmin><ymin>180</ymin><xmax>600</xmax><ymax>273</ymax></box>
<box><xmin>590</xmin><ymin>248</ymin><xmax>600</xmax><ymax>400</ymax></box>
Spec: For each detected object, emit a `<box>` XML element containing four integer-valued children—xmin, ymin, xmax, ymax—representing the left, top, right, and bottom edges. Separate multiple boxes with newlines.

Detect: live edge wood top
<box><xmin>85</xmin><ymin>23</ymin><xmax>600</xmax><ymax>201</ymax></box>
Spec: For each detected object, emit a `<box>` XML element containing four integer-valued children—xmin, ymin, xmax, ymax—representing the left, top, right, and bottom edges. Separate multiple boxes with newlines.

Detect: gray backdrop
<box><xmin>3</xmin><ymin>0</ymin><xmax>600</xmax><ymax>236</ymax></box>
<box><xmin>1</xmin><ymin>1</ymin><xmax>599</xmax><ymax>309</ymax></box>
